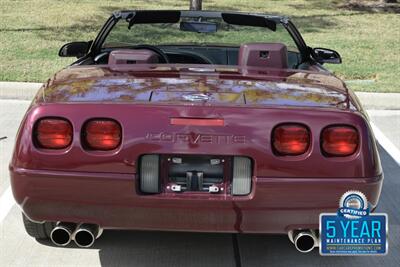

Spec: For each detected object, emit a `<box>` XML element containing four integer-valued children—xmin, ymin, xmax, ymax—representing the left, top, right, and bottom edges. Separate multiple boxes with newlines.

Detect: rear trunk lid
<box><xmin>36</xmin><ymin>65</ymin><xmax>355</xmax><ymax>110</ymax></box>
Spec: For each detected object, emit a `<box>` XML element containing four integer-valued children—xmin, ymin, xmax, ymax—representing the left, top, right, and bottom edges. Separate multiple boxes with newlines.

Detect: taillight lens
<box><xmin>83</xmin><ymin>119</ymin><xmax>121</xmax><ymax>150</ymax></box>
<box><xmin>321</xmin><ymin>126</ymin><xmax>359</xmax><ymax>156</ymax></box>
<box><xmin>34</xmin><ymin>118</ymin><xmax>72</xmax><ymax>149</ymax></box>
<box><xmin>272</xmin><ymin>124</ymin><xmax>310</xmax><ymax>155</ymax></box>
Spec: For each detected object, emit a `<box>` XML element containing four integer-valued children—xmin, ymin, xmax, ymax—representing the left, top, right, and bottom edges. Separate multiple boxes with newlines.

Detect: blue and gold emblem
<box><xmin>320</xmin><ymin>191</ymin><xmax>388</xmax><ymax>255</ymax></box>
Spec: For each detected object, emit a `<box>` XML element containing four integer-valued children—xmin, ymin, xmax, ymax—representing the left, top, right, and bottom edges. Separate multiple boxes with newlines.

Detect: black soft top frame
<box><xmin>120</xmin><ymin>10</ymin><xmax>282</xmax><ymax>32</ymax></box>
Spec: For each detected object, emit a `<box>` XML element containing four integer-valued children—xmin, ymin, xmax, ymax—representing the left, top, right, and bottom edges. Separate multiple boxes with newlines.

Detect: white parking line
<box><xmin>370</xmin><ymin>122</ymin><xmax>400</xmax><ymax>166</ymax></box>
<box><xmin>0</xmin><ymin>186</ymin><xmax>15</xmax><ymax>223</ymax></box>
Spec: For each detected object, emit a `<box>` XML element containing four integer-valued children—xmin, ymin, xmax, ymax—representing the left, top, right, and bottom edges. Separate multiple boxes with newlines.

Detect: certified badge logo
<box><xmin>320</xmin><ymin>191</ymin><xmax>388</xmax><ymax>255</ymax></box>
<box><xmin>338</xmin><ymin>191</ymin><xmax>369</xmax><ymax>219</ymax></box>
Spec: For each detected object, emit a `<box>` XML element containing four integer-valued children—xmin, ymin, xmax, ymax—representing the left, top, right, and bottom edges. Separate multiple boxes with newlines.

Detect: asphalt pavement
<box><xmin>0</xmin><ymin>99</ymin><xmax>399</xmax><ymax>267</ymax></box>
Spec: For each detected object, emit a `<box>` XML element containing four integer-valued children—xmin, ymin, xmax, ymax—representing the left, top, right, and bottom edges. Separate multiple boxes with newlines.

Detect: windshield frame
<box><xmin>89</xmin><ymin>10</ymin><xmax>309</xmax><ymax>63</ymax></box>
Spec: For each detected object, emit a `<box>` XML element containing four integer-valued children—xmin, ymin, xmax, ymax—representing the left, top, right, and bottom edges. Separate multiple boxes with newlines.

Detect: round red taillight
<box><xmin>272</xmin><ymin>124</ymin><xmax>310</xmax><ymax>156</ymax></box>
<box><xmin>321</xmin><ymin>126</ymin><xmax>359</xmax><ymax>157</ymax></box>
<box><xmin>83</xmin><ymin>119</ymin><xmax>121</xmax><ymax>150</ymax></box>
<box><xmin>34</xmin><ymin>118</ymin><xmax>72</xmax><ymax>149</ymax></box>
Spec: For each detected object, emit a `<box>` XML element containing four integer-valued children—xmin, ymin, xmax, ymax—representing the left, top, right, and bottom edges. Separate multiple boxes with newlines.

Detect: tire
<box><xmin>22</xmin><ymin>213</ymin><xmax>55</xmax><ymax>240</ymax></box>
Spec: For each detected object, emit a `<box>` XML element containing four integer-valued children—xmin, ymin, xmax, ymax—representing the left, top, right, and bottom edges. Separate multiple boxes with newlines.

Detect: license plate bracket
<box><xmin>160</xmin><ymin>154</ymin><xmax>232</xmax><ymax>194</ymax></box>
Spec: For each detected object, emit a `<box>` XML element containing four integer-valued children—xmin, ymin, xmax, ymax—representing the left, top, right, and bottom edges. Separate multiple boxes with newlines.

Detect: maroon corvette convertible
<box><xmin>10</xmin><ymin>10</ymin><xmax>383</xmax><ymax>252</ymax></box>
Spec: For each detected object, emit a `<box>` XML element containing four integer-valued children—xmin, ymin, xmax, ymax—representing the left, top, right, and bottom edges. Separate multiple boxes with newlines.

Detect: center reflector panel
<box><xmin>170</xmin><ymin>118</ymin><xmax>224</xmax><ymax>126</ymax></box>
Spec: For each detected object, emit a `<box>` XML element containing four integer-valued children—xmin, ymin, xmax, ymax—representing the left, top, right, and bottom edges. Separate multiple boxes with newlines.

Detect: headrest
<box><xmin>238</xmin><ymin>43</ymin><xmax>288</xmax><ymax>69</ymax></box>
<box><xmin>108</xmin><ymin>49</ymin><xmax>159</xmax><ymax>65</ymax></box>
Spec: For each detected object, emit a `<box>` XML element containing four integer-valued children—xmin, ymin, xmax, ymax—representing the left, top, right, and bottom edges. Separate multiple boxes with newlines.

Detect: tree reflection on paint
<box><xmin>35</xmin><ymin>66</ymin><xmax>353</xmax><ymax>110</ymax></box>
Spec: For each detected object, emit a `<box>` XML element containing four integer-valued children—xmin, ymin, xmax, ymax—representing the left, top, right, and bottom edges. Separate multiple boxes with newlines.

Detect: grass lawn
<box><xmin>0</xmin><ymin>0</ymin><xmax>399</xmax><ymax>92</ymax></box>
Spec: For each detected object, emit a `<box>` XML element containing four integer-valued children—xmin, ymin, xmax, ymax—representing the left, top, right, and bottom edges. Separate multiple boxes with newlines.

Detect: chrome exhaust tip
<box><xmin>288</xmin><ymin>229</ymin><xmax>318</xmax><ymax>253</ymax></box>
<box><xmin>73</xmin><ymin>224</ymin><xmax>99</xmax><ymax>248</ymax></box>
<box><xmin>50</xmin><ymin>222</ymin><xmax>76</xmax><ymax>247</ymax></box>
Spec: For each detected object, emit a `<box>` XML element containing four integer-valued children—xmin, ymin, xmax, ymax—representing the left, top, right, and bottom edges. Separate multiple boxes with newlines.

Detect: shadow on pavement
<box><xmin>96</xmin><ymin>231</ymin><xmax>237</xmax><ymax>267</ymax></box>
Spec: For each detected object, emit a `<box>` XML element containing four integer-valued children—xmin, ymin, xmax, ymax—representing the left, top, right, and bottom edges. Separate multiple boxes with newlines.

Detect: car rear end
<box><xmin>10</xmin><ymin>95</ymin><xmax>383</xmax><ymax>234</ymax></box>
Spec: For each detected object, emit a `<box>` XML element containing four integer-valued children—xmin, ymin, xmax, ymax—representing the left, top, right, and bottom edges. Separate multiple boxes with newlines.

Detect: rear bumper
<box><xmin>10</xmin><ymin>167</ymin><xmax>383</xmax><ymax>233</ymax></box>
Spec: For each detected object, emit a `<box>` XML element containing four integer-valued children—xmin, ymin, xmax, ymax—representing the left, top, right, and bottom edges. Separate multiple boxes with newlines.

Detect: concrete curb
<box><xmin>0</xmin><ymin>82</ymin><xmax>42</xmax><ymax>101</ymax></box>
<box><xmin>355</xmin><ymin>92</ymin><xmax>400</xmax><ymax>110</ymax></box>
<box><xmin>0</xmin><ymin>82</ymin><xmax>399</xmax><ymax>109</ymax></box>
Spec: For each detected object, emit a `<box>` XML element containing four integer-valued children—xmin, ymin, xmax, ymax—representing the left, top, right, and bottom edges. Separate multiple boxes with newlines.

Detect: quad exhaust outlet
<box><xmin>288</xmin><ymin>229</ymin><xmax>319</xmax><ymax>253</ymax></box>
<box><xmin>73</xmin><ymin>224</ymin><xmax>99</xmax><ymax>248</ymax></box>
<box><xmin>50</xmin><ymin>222</ymin><xmax>77</xmax><ymax>246</ymax></box>
<box><xmin>51</xmin><ymin>223</ymin><xmax>318</xmax><ymax>252</ymax></box>
<box><xmin>50</xmin><ymin>222</ymin><xmax>101</xmax><ymax>248</ymax></box>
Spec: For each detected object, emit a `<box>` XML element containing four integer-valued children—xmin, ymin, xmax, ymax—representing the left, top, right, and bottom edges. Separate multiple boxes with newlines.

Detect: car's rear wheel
<box><xmin>22</xmin><ymin>213</ymin><xmax>55</xmax><ymax>240</ymax></box>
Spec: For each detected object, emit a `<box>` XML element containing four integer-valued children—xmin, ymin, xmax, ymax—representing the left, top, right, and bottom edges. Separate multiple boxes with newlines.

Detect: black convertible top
<box><xmin>115</xmin><ymin>10</ymin><xmax>286</xmax><ymax>32</ymax></box>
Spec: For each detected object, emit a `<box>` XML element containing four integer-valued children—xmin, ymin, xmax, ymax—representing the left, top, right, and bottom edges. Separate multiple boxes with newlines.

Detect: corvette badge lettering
<box><xmin>146</xmin><ymin>132</ymin><xmax>246</xmax><ymax>144</ymax></box>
